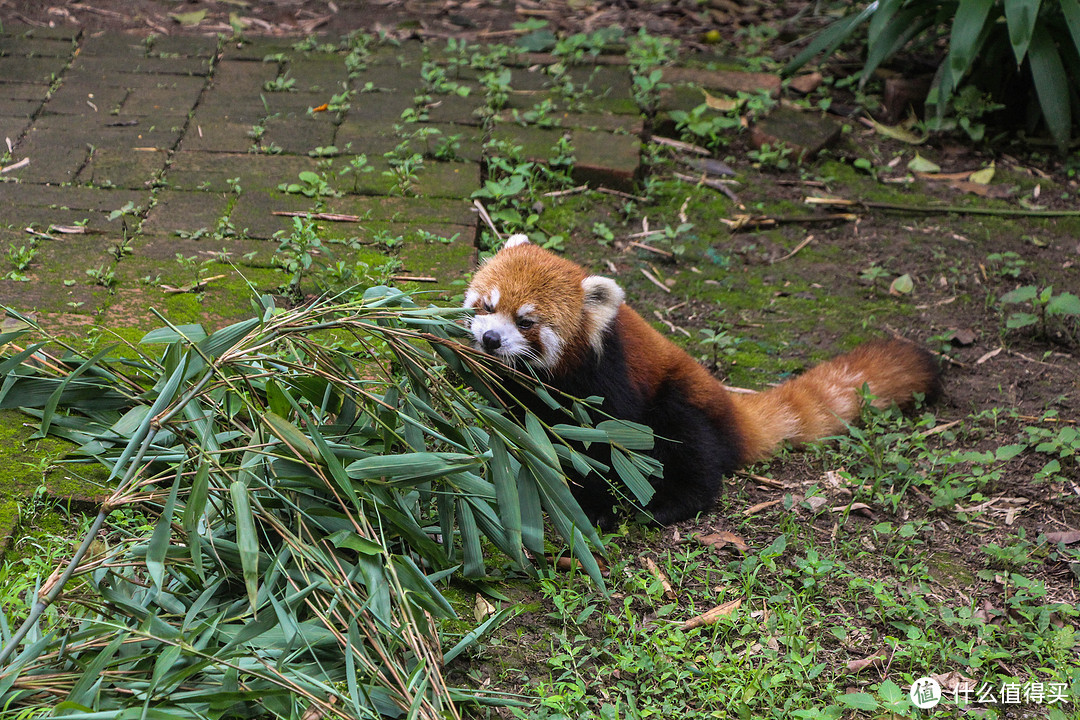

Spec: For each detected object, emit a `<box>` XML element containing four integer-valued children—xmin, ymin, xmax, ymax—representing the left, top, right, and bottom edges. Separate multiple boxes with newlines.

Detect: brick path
<box><xmin>0</xmin><ymin>26</ymin><xmax>650</xmax><ymax>332</ymax></box>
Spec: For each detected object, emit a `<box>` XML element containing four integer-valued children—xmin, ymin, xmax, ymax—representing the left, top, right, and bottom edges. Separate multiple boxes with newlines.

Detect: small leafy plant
<box><xmin>999</xmin><ymin>285</ymin><xmax>1080</xmax><ymax>339</ymax></box>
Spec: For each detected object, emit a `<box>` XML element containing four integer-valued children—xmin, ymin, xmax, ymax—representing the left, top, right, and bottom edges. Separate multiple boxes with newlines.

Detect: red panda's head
<box><xmin>464</xmin><ymin>235</ymin><xmax>625</xmax><ymax>372</ymax></box>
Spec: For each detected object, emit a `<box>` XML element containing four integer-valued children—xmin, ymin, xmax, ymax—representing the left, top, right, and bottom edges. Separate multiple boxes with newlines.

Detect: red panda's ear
<box><xmin>503</xmin><ymin>234</ymin><xmax>530</xmax><ymax>249</ymax></box>
<box><xmin>581</xmin><ymin>276</ymin><xmax>624</xmax><ymax>339</ymax></box>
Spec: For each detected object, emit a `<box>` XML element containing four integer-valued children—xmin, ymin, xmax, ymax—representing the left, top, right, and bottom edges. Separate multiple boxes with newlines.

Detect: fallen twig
<box><xmin>390</xmin><ymin>275</ymin><xmax>438</xmax><ymax>283</ymax></box>
<box><xmin>721</xmin><ymin>213</ymin><xmax>856</xmax><ymax>230</ymax></box>
<box><xmin>673</xmin><ymin>171</ymin><xmax>742</xmax><ymax>205</ymax></box>
<box><xmin>473</xmin><ymin>200</ymin><xmax>501</xmax><ymax>240</ymax></box>
<box><xmin>805</xmin><ymin>195</ymin><xmax>1080</xmax><ymax>218</ymax></box>
<box><xmin>771</xmin><ymin>235</ymin><xmax>814</xmax><ymax>263</ymax></box>
<box><xmin>1</xmin><ymin>157</ymin><xmax>29</xmax><ymax>173</ymax></box>
<box><xmin>628</xmin><ymin>241</ymin><xmax>674</xmax><ymax>258</ymax></box>
<box><xmin>651</xmin><ymin>135</ymin><xmax>710</xmax><ymax>156</ymax></box>
<box><xmin>640</xmin><ymin>268</ymin><xmax>671</xmax><ymax>293</ymax></box>
<box><xmin>272</xmin><ymin>211</ymin><xmax>360</xmax><ymax>222</ymax></box>
<box><xmin>542</xmin><ymin>184</ymin><xmax>588</xmax><ymax>198</ymax></box>
<box><xmin>596</xmin><ymin>186</ymin><xmax>647</xmax><ymax>202</ymax></box>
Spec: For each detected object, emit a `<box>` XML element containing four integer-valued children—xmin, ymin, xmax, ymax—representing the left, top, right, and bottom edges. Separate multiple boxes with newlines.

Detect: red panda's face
<box><xmin>464</xmin><ymin>236</ymin><xmax>625</xmax><ymax>372</ymax></box>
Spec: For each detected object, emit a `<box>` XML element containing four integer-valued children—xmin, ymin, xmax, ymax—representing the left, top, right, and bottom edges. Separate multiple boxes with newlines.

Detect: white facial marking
<box><xmin>539</xmin><ymin>327</ymin><xmax>564</xmax><ymax>369</ymax></box>
<box><xmin>488</xmin><ymin>287</ymin><xmax>500</xmax><ymax>309</ymax></box>
<box><xmin>464</xmin><ymin>289</ymin><xmax>480</xmax><ymax>308</ymax></box>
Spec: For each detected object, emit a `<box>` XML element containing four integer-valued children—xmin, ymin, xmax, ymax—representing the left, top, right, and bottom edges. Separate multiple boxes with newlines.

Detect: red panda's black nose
<box><xmin>481</xmin><ymin>330</ymin><xmax>502</xmax><ymax>352</ymax></box>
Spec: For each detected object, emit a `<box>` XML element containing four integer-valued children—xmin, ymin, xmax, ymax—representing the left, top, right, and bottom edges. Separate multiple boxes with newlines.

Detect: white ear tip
<box><xmin>504</xmin><ymin>234</ymin><xmax>530</xmax><ymax>248</ymax></box>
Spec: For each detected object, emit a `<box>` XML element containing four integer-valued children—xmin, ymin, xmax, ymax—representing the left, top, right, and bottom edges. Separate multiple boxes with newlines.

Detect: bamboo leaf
<box><xmin>783</xmin><ymin>3</ymin><xmax>879</xmax><ymax>75</ymax></box>
<box><xmin>147</xmin><ymin>466</ymin><xmax>183</xmax><ymax>590</ymax></box>
<box><xmin>229</xmin><ymin>480</ymin><xmax>260</xmax><ymax>612</ymax></box>
<box><xmin>610</xmin><ymin>448</ymin><xmax>656</xmax><ymax>506</ymax></box>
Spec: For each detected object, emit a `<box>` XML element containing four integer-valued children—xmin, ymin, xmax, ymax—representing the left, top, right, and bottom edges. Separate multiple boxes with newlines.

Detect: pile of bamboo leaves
<box><xmin>0</xmin><ymin>286</ymin><xmax>658</xmax><ymax>718</ymax></box>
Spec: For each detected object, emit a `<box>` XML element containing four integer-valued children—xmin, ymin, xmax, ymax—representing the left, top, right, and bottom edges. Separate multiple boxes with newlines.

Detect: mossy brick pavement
<box><xmin>0</xmin><ymin>25</ymin><xmax>785</xmax><ymax>550</ymax></box>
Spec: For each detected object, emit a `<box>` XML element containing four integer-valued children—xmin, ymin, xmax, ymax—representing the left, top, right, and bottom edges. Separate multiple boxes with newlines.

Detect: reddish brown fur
<box><xmin>468</xmin><ymin>240</ymin><xmax>941</xmax><ymax>524</ymax></box>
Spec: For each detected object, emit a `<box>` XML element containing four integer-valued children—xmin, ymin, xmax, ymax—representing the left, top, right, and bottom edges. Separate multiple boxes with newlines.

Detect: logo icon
<box><xmin>910</xmin><ymin>676</ymin><xmax>943</xmax><ymax>709</ymax></box>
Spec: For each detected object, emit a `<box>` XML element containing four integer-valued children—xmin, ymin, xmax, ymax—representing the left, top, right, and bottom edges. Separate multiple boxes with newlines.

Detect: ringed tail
<box><xmin>730</xmin><ymin>339</ymin><xmax>942</xmax><ymax>464</ymax></box>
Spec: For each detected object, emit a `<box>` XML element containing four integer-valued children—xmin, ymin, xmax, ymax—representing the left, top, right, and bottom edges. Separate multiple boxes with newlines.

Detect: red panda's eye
<box><xmin>482</xmin><ymin>303</ymin><xmax>494</xmax><ymax>314</ymax></box>
<box><xmin>516</xmin><ymin>318</ymin><xmax>535</xmax><ymax>330</ymax></box>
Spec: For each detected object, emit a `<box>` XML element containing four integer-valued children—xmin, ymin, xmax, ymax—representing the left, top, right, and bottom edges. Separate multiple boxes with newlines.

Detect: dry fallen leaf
<box><xmin>643</xmin><ymin>557</ymin><xmax>677</xmax><ymax>601</ymax></box>
<box><xmin>1045</xmin><ymin>530</ymin><xmax>1080</xmax><ymax>545</ymax></box>
<box><xmin>744</xmin><ymin>499</ymin><xmax>782</xmax><ymax>516</ymax></box>
<box><xmin>697</xmin><ymin>531</ymin><xmax>750</xmax><ymax>553</ymax></box>
<box><xmin>473</xmin><ymin>593</ymin><xmax>496</xmax><ymax>623</ymax></box>
<box><xmin>847</xmin><ymin>652</ymin><xmax>886</xmax><ymax>673</ymax></box>
<box><xmin>681</xmin><ymin>599</ymin><xmax>741</xmax><ymax>630</ymax></box>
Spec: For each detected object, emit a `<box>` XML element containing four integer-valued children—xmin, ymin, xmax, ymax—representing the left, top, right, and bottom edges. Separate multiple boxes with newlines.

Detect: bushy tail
<box><xmin>730</xmin><ymin>339</ymin><xmax>941</xmax><ymax>464</ymax></box>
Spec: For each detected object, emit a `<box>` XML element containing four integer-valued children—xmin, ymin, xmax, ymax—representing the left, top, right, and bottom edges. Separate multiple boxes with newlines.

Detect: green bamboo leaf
<box><xmin>442</xmin><ymin>606</ymin><xmax>515</xmax><ymax>663</ymax></box>
<box><xmin>65</xmin><ymin>632</ymin><xmax>125</xmax><ymax>705</ymax></box>
<box><xmin>35</xmin><ymin>344</ymin><xmax>116</xmax><ymax>440</ymax></box>
<box><xmin>457</xmin><ymin>498</ymin><xmax>485</xmax><ymax>577</ymax></box>
<box><xmin>488</xmin><ymin>434</ymin><xmax>524</xmax><ymax>564</ymax></box>
<box><xmin>1004</xmin><ymin>0</ymin><xmax>1042</xmax><ymax>66</ymax></box>
<box><xmin>147</xmin><ymin>467</ymin><xmax>183</xmax><ymax>590</ymax></box>
<box><xmin>346</xmin><ymin>452</ymin><xmax>482</xmax><ymax>484</ymax></box>
<box><xmin>610</xmin><ymin>448</ymin><xmax>656</xmax><ymax>506</ymax></box>
<box><xmin>196</xmin><ymin>317</ymin><xmax>258</xmax><ymax>358</ymax></box>
<box><xmin>517</xmin><ymin>464</ymin><xmax>545</xmax><ymax>554</ymax></box>
<box><xmin>263</xmin><ymin>410</ymin><xmax>321</xmax><ymax>461</ymax></box>
<box><xmin>598</xmin><ymin>419</ymin><xmax>655</xmax><ymax>450</ymax></box>
<box><xmin>140</xmin><ymin>324</ymin><xmax>207</xmax><ymax>344</ymax></box>
<box><xmin>109</xmin><ymin>352</ymin><xmax>189</xmax><ymax>481</ymax></box>
<box><xmin>229</xmin><ymin>480</ymin><xmax>260</xmax><ymax>612</ymax></box>
<box><xmin>478</xmin><ymin>406</ymin><xmax>561</xmax><ymax>470</ymax></box>
<box><xmin>1027</xmin><ymin>24</ymin><xmax>1072</xmax><ymax>150</ymax></box>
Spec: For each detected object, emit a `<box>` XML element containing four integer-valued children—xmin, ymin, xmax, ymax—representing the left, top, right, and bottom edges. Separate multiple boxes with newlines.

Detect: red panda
<box><xmin>465</xmin><ymin>234</ymin><xmax>942</xmax><ymax>527</ymax></box>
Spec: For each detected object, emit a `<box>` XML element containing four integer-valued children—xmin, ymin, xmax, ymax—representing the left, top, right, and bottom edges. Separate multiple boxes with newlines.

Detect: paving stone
<box><xmin>0</xmin><ymin>56</ymin><xmax>71</xmax><ymax>85</ymax></box>
<box><xmin>345</xmin><ymin>90</ymin><xmax>418</xmax><ymax>125</ymax></box>
<box><xmin>327</xmin><ymin>195</ymin><xmax>476</xmax><ymax>226</ymax></box>
<box><xmin>0</xmin><ymin>116</ymin><xmax>30</xmax><ymax>143</ymax></box>
<box><xmin>44</xmin><ymin>82</ymin><xmax>130</xmax><ymax>115</ymax></box>
<box><xmin>210</xmin><ymin>60</ymin><xmax>282</xmax><ymax>95</ymax></box>
<box><xmin>0</xmin><ymin>83</ymin><xmax>50</xmax><ymax>102</ymax></box>
<box><xmin>0</xmin><ymin>98</ymin><xmax>39</xmax><ymax>117</ymax></box>
<box><xmin>68</xmin><ymin>52</ymin><xmax>211</xmax><ymax>78</ymax></box>
<box><xmin>229</xmin><ymin>190</ymin><xmax>320</xmax><ymax>239</ymax></box>
<box><xmin>220</xmin><ymin>38</ymin><xmax>301</xmax><ymax>61</ymax></box>
<box><xmin>181</xmin><ymin>120</ymin><xmax>258</xmax><ymax>153</ymax></box>
<box><xmin>0</xmin><ymin>23</ymin><xmax>80</xmax><ymax>42</ymax></box>
<box><xmin>0</xmin><ymin>234</ymin><xmax>117</xmax><ymax>315</ymax></box>
<box><xmin>165</xmin><ymin>151</ymin><xmax>320</xmax><ymax>193</ymax></box>
<box><xmin>0</xmin><ymin>183</ymin><xmax>147</xmax><ymax>212</ymax></box>
<box><xmin>424</xmin><ymin>93</ymin><xmax>484</xmax><ymax>125</ymax></box>
<box><xmin>0</xmin><ymin>34</ymin><xmax>76</xmax><ymax>58</ymax></box>
<box><xmin>748</xmin><ymin>107</ymin><xmax>842</xmax><ymax>159</ymax></box>
<box><xmin>261</xmin><ymin>115</ymin><xmax>339</xmax><ymax>155</ymax></box>
<box><xmin>141</xmin><ymin>190</ymin><xmax>232</xmax><ymax>236</ymax></box>
<box><xmin>663</xmin><ymin>67</ymin><xmax>781</xmax><ymax>96</ymax></box>
<box><xmin>146</xmin><ymin>35</ymin><xmax>219</xmax><ymax>59</ymax></box>
<box><xmin>76</xmin><ymin>147</ymin><xmax>167</xmax><ymax>189</ymax></box>
<box><xmin>570</xmin><ymin>128</ymin><xmax>641</xmax><ymax>191</ymax></box>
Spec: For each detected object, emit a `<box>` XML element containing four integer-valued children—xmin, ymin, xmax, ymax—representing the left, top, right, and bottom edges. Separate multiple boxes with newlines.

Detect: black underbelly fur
<box><xmin>525</xmin><ymin>330</ymin><xmax>741</xmax><ymax>528</ymax></box>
